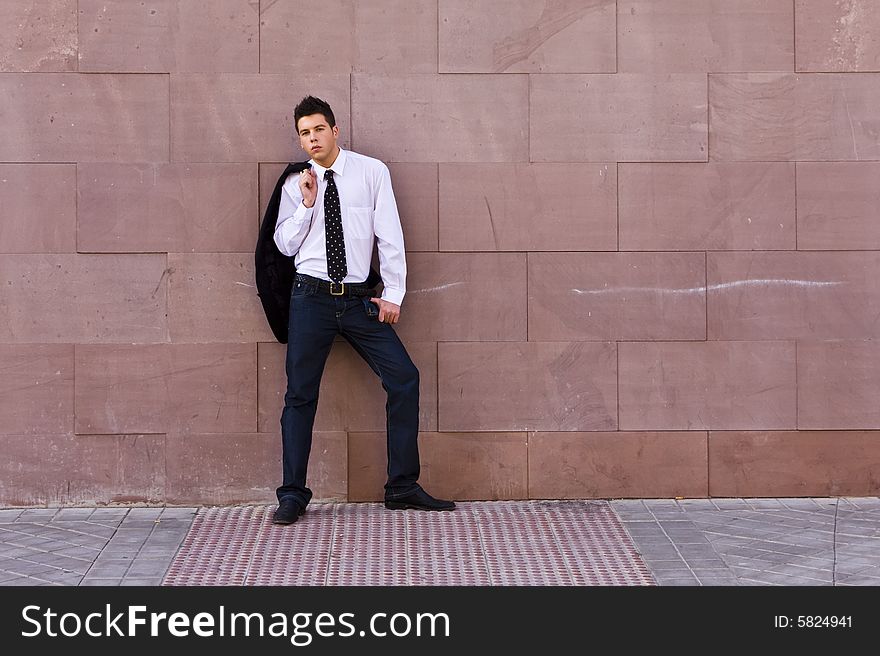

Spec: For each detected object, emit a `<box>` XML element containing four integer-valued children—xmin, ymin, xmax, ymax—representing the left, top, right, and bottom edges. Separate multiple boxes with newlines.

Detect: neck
<box><xmin>314</xmin><ymin>146</ymin><xmax>340</xmax><ymax>169</ymax></box>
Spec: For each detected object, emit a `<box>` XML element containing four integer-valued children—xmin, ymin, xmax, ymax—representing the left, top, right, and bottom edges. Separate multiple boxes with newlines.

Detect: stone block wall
<box><xmin>2</xmin><ymin>0</ymin><xmax>879</xmax><ymax>505</ymax></box>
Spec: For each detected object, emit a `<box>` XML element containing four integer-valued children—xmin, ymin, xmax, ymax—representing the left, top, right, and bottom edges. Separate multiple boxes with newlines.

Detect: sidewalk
<box><xmin>1</xmin><ymin>498</ymin><xmax>878</xmax><ymax>586</ymax></box>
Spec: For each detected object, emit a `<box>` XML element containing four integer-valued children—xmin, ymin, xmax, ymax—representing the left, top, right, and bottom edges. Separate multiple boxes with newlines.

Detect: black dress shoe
<box><xmin>385</xmin><ymin>488</ymin><xmax>455</xmax><ymax>511</ymax></box>
<box><xmin>272</xmin><ymin>498</ymin><xmax>305</xmax><ymax>525</ymax></box>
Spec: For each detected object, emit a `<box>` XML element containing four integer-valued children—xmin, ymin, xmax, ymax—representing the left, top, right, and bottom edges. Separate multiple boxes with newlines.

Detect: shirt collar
<box><xmin>310</xmin><ymin>147</ymin><xmax>347</xmax><ymax>180</ymax></box>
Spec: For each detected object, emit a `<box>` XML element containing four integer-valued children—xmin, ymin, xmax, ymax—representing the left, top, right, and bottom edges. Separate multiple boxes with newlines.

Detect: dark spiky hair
<box><xmin>294</xmin><ymin>96</ymin><xmax>336</xmax><ymax>133</ymax></box>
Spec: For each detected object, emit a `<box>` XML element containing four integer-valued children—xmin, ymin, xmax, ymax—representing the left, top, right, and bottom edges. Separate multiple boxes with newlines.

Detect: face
<box><xmin>296</xmin><ymin>113</ymin><xmax>339</xmax><ymax>166</ymax></box>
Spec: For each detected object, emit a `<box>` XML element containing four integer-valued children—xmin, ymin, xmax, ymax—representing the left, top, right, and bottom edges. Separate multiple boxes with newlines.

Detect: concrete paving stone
<box><xmin>152</xmin><ymin>517</ymin><xmax>194</xmax><ymax>528</ymax></box>
<box><xmin>120</xmin><ymin>578</ymin><xmax>164</xmax><ymax>586</ymax></box>
<box><xmin>753</xmin><ymin>541</ymin><xmax>830</xmax><ymax>556</ymax></box>
<box><xmin>767</xmin><ymin>571</ymin><xmax>832</xmax><ymax>585</ymax></box>
<box><xmin>58</xmin><ymin>537</ymin><xmax>109</xmax><ymax>550</ymax></box>
<box><xmin>93</xmin><ymin>553</ymin><xmax>135</xmax><ymax>563</ymax></box>
<box><xmin>47</xmin><ymin>522</ymin><xmax>117</xmax><ymax>538</ymax></box>
<box><xmin>0</xmin><ymin>510</ymin><xmax>24</xmax><ymax>522</ymax></box>
<box><xmin>635</xmin><ymin>546</ymin><xmax>682</xmax><ymax>560</ymax></box>
<box><xmin>79</xmin><ymin>578</ymin><xmax>123</xmax><ymax>586</ymax></box>
<box><xmin>85</xmin><ymin>563</ymin><xmax>132</xmax><ymax>577</ymax></box>
<box><xmin>127</xmin><ymin>561</ymin><xmax>172</xmax><ymax>577</ymax></box>
<box><xmin>675</xmin><ymin>499</ymin><xmax>716</xmax><ymax>509</ymax></box>
<box><xmin>643</xmin><ymin>499</ymin><xmax>681</xmax><ymax>509</ymax></box>
<box><xmin>767</xmin><ymin>561</ymin><xmax>833</xmax><ymax>576</ymax></box>
<box><xmin>623</xmin><ymin>525</ymin><xmax>668</xmax><ymax>537</ymax></box>
<box><xmin>641</xmin><ymin>559</ymin><xmax>692</xmax><ymax>571</ymax></box>
<box><xmin>53</xmin><ymin>509</ymin><xmax>96</xmax><ymax>520</ymax></box>
<box><xmin>21</xmin><ymin>551</ymin><xmax>89</xmax><ymax>569</ymax></box>
<box><xmin>779</xmin><ymin>498</ymin><xmax>826</xmax><ymax>510</ymax></box>
<box><xmin>657</xmin><ymin>518</ymin><xmax>697</xmax><ymax>525</ymax></box>
<box><xmin>93</xmin><ymin>551</ymin><xmax>137</xmax><ymax>567</ymax></box>
<box><xmin>839</xmin><ymin>498</ymin><xmax>870</xmax><ymax>510</ymax></box>
<box><xmin>769</xmin><ymin>508</ymin><xmax>833</xmax><ymax>522</ymax></box>
<box><xmin>727</xmin><ymin>557</ymin><xmax>776</xmax><ymax>571</ymax></box>
<box><xmin>620</xmin><ymin>517</ymin><xmax>665</xmax><ymax>525</ymax></box>
<box><xmin>143</xmin><ymin>540</ymin><xmax>186</xmax><ymax>552</ymax></box>
<box><xmin>836</xmin><ymin>574</ymin><xmax>880</xmax><ymax>585</ymax></box>
<box><xmin>2</xmin><ymin>536</ymin><xmax>55</xmax><ymax>548</ymax></box>
<box><xmin>16</xmin><ymin>510</ymin><xmax>59</xmax><ymax>520</ymax></box>
<box><xmin>660</xmin><ymin>530</ymin><xmax>709</xmax><ymax>542</ymax></box>
<box><xmin>4</xmin><ymin>562</ymin><xmax>57</xmax><ymax>576</ymax></box>
<box><xmin>695</xmin><ymin>577</ymin><xmax>740</xmax><ymax>586</ymax></box>
<box><xmin>654</xmin><ymin>575</ymin><xmax>699</xmax><ymax>586</ymax></box>
<box><xmin>628</xmin><ymin>536</ymin><xmax>676</xmax><ymax>547</ymax></box>
<box><xmin>47</xmin><ymin>545</ymin><xmax>102</xmax><ymax>559</ymax></box>
<box><xmin>114</xmin><ymin>525</ymin><xmax>155</xmax><ymax>535</ymax></box>
<box><xmin>831</xmin><ymin>554</ymin><xmax>880</xmax><ymax>567</ymax></box>
<box><xmin>842</xmin><ymin>497</ymin><xmax>880</xmax><ymax>509</ymax></box>
<box><xmin>832</xmin><ymin>563</ymin><xmax>879</xmax><ymax>577</ymax></box>
<box><xmin>0</xmin><ymin>546</ymin><xmax>38</xmax><ymax>558</ymax></box>
<box><xmin>135</xmin><ymin>552</ymin><xmax>179</xmax><ymax>561</ymax></box>
<box><xmin>743</xmin><ymin>498</ymin><xmax>788</xmax><ymax>510</ymax></box>
<box><xmin>143</xmin><ymin>531</ymin><xmax>188</xmax><ymax>542</ymax></box>
<box><xmin>726</xmin><ymin>547</ymin><xmax>818</xmax><ymax>564</ymax></box>
<box><xmin>158</xmin><ymin>508</ymin><xmax>198</xmax><ymax>518</ymax></box>
<box><xmin>703</xmin><ymin>534</ymin><xmax>749</xmax><ymax>545</ymax></box>
<box><xmin>710</xmin><ymin>498</ymin><xmax>750</xmax><ymax>509</ymax></box>
<box><xmin>0</xmin><ymin>571</ymin><xmax>25</xmax><ymax>583</ymax></box>
<box><xmin>106</xmin><ymin>537</ymin><xmax>149</xmax><ymax>547</ymax></box>
<box><xmin>835</xmin><ymin>525</ymin><xmax>880</xmax><ymax>538</ymax></box>
<box><xmin>3</xmin><ymin>577</ymin><xmax>53</xmax><ymax>585</ymax></box>
<box><xmin>735</xmin><ymin>578</ymin><xmax>778</xmax><ymax>586</ymax></box>
<box><xmin>838</xmin><ymin>512</ymin><xmax>880</xmax><ymax>524</ymax></box>
<box><xmin>809</xmin><ymin>498</ymin><xmax>839</xmax><ymax>508</ymax></box>
<box><xmin>37</xmin><ymin>570</ymin><xmax>84</xmax><ymax>585</ymax></box>
<box><xmin>99</xmin><ymin>545</ymin><xmax>142</xmax><ymax>555</ymax></box>
<box><xmin>125</xmin><ymin>508</ymin><xmax>164</xmax><ymax>519</ymax></box>
<box><xmin>88</xmin><ymin>509</ymin><xmax>129</xmax><ymax>519</ymax></box>
<box><xmin>689</xmin><ymin>566</ymin><xmax>736</xmax><ymax>577</ymax></box>
<box><xmin>614</xmin><ymin>506</ymin><xmax>655</xmax><ymax>516</ymax></box>
<box><xmin>648</xmin><ymin>509</ymin><xmax>688</xmax><ymax>519</ymax></box>
<box><xmin>28</xmin><ymin>528</ymin><xmax>76</xmax><ymax>541</ymax></box>
<box><xmin>118</xmin><ymin>520</ymin><xmax>161</xmax><ymax>530</ymax></box>
<box><xmin>141</xmin><ymin>532</ymin><xmax>185</xmax><ymax>543</ymax></box>
<box><xmin>614</xmin><ymin>513</ymin><xmax>654</xmax><ymax>523</ymax></box>
<box><xmin>678</xmin><ymin>548</ymin><xmax>724</xmax><ymax>562</ymax></box>
<box><xmin>610</xmin><ymin>499</ymin><xmax>649</xmax><ymax>510</ymax></box>
<box><xmin>680</xmin><ymin>554</ymin><xmax>729</xmax><ymax>565</ymax></box>
<box><xmin>149</xmin><ymin>526</ymin><xmax>189</xmax><ymax>540</ymax></box>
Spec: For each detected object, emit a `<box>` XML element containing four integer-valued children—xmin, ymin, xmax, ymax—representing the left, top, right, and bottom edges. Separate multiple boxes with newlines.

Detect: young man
<box><xmin>271</xmin><ymin>96</ymin><xmax>455</xmax><ymax>524</ymax></box>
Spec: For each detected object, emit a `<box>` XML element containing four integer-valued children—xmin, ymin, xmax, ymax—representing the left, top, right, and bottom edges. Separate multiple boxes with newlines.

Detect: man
<box><xmin>271</xmin><ymin>95</ymin><xmax>455</xmax><ymax>524</ymax></box>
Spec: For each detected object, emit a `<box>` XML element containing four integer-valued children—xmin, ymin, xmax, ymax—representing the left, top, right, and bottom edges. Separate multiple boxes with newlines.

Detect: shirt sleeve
<box><xmin>273</xmin><ymin>173</ymin><xmax>314</xmax><ymax>256</ymax></box>
<box><xmin>373</xmin><ymin>164</ymin><xmax>407</xmax><ymax>306</ymax></box>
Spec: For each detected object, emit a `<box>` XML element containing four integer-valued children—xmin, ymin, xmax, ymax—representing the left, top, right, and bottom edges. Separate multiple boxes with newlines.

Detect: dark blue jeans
<box><xmin>277</xmin><ymin>278</ymin><xmax>421</xmax><ymax>507</ymax></box>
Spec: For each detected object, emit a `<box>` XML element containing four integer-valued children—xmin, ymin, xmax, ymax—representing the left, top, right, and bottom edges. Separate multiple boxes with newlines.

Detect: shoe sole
<box><xmin>384</xmin><ymin>501</ymin><xmax>455</xmax><ymax>511</ymax></box>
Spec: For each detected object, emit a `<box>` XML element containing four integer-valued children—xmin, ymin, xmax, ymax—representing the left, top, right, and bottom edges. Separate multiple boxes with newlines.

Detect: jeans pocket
<box><xmin>363</xmin><ymin>296</ymin><xmax>379</xmax><ymax>318</ymax></box>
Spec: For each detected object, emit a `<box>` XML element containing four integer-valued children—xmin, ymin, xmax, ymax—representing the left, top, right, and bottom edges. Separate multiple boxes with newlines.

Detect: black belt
<box><xmin>294</xmin><ymin>273</ymin><xmax>374</xmax><ymax>297</ymax></box>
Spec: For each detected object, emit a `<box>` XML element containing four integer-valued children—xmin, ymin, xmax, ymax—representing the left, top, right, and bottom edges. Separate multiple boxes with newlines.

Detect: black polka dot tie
<box><xmin>323</xmin><ymin>169</ymin><xmax>347</xmax><ymax>283</ymax></box>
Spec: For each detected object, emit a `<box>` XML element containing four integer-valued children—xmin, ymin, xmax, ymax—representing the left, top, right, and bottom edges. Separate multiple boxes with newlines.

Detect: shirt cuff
<box><xmin>381</xmin><ymin>288</ymin><xmax>405</xmax><ymax>306</ymax></box>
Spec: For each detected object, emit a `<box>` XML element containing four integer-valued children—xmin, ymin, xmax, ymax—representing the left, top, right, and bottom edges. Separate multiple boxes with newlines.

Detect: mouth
<box><xmin>311</xmin><ymin>146</ymin><xmax>322</xmax><ymax>152</ymax></box>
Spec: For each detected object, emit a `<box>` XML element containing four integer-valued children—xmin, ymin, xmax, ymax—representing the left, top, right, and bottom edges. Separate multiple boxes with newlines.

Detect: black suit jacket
<box><xmin>254</xmin><ymin>162</ymin><xmax>381</xmax><ymax>343</ymax></box>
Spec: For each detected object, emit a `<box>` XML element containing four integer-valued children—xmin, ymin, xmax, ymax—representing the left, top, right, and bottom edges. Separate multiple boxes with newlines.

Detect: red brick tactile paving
<box><xmin>163</xmin><ymin>501</ymin><xmax>655</xmax><ymax>586</ymax></box>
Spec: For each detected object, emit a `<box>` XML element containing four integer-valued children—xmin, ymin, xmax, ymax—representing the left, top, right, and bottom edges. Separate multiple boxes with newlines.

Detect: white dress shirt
<box><xmin>273</xmin><ymin>148</ymin><xmax>407</xmax><ymax>306</ymax></box>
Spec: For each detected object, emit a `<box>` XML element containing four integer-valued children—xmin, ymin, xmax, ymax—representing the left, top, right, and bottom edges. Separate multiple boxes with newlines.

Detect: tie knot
<box><xmin>325</xmin><ymin>170</ymin><xmax>334</xmax><ymax>181</ymax></box>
